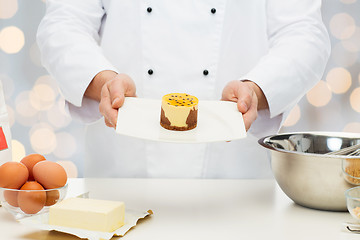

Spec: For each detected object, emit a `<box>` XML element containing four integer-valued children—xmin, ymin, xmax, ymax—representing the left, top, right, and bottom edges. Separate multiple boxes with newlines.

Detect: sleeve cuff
<box><xmin>63</xmin><ymin>61</ymin><xmax>119</xmax><ymax>108</ymax></box>
<box><xmin>66</xmin><ymin>96</ymin><xmax>103</xmax><ymax>124</ymax></box>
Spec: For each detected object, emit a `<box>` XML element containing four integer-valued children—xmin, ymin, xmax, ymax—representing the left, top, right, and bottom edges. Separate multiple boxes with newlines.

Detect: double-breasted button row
<box><xmin>146</xmin><ymin>7</ymin><xmax>216</xmax><ymax>14</ymax></box>
<box><xmin>146</xmin><ymin>7</ymin><xmax>214</xmax><ymax>77</ymax></box>
<box><xmin>147</xmin><ymin>69</ymin><xmax>209</xmax><ymax>76</ymax></box>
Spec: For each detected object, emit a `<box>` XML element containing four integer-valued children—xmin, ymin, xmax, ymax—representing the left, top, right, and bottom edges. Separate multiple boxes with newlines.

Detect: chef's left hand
<box><xmin>221</xmin><ymin>80</ymin><xmax>268</xmax><ymax>131</ymax></box>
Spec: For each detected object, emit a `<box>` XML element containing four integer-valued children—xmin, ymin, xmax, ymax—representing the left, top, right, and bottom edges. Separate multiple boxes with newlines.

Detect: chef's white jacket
<box><xmin>37</xmin><ymin>0</ymin><xmax>330</xmax><ymax>178</ymax></box>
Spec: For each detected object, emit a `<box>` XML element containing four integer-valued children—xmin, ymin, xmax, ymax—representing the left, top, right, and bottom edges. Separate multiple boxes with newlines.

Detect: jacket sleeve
<box><xmin>242</xmin><ymin>0</ymin><xmax>331</xmax><ymax>137</ymax></box>
<box><xmin>37</xmin><ymin>0</ymin><xmax>118</xmax><ymax>123</ymax></box>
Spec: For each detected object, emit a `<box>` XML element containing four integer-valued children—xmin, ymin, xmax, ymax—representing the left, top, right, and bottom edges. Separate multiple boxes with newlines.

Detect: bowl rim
<box><xmin>0</xmin><ymin>182</ymin><xmax>68</xmax><ymax>192</ymax></box>
<box><xmin>258</xmin><ymin>131</ymin><xmax>360</xmax><ymax>158</ymax></box>
<box><xmin>345</xmin><ymin>186</ymin><xmax>360</xmax><ymax>199</ymax></box>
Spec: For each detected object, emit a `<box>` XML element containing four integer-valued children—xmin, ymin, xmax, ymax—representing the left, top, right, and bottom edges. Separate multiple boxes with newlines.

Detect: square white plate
<box><xmin>116</xmin><ymin>97</ymin><xmax>246</xmax><ymax>143</ymax></box>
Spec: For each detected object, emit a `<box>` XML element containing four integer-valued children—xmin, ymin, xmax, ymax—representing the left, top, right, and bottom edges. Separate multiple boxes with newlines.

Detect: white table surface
<box><xmin>0</xmin><ymin>178</ymin><xmax>358</xmax><ymax>240</ymax></box>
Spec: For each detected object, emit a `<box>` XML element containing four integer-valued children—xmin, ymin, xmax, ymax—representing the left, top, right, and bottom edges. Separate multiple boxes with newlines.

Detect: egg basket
<box><xmin>0</xmin><ymin>183</ymin><xmax>68</xmax><ymax>219</ymax></box>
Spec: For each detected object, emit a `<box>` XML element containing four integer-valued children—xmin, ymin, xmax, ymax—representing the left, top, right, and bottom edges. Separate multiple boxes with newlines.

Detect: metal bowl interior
<box><xmin>260</xmin><ymin>132</ymin><xmax>360</xmax><ymax>155</ymax></box>
<box><xmin>259</xmin><ymin>132</ymin><xmax>360</xmax><ymax>212</ymax></box>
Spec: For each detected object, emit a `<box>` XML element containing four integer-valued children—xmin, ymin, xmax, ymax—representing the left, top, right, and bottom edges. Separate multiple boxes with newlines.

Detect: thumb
<box><xmin>221</xmin><ymin>80</ymin><xmax>239</xmax><ymax>102</ymax></box>
<box><xmin>108</xmin><ymin>74</ymin><xmax>136</xmax><ymax>109</ymax></box>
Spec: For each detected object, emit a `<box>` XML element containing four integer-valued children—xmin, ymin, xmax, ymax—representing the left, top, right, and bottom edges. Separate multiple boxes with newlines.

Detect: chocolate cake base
<box><xmin>160</xmin><ymin>122</ymin><xmax>197</xmax><ymax>131</ymax></box>
<box><xmin>160</xmin><ymin>108</ymin><xmax>198</xmax><ymax>131</ymax></box>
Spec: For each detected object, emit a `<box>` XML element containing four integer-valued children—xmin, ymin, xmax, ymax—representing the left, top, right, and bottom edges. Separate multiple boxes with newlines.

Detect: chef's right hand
<box><xmin>85</xmin><ymin>70</ymin><xmax>137</xmax><ymax>128</ymax></box>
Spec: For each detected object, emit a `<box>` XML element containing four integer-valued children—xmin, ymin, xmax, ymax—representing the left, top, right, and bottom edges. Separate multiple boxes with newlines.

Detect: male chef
<box><xmin>37</xmin><ymin>0</ymin><xmax>330</xmax><ymax>178</ymax></box>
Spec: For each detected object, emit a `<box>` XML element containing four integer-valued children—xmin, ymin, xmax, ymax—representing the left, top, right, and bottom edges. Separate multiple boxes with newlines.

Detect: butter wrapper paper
<box><xmin>19</xmin><ymin>209</ymin><xmax>153</xmax><ymax>240</ymax></box>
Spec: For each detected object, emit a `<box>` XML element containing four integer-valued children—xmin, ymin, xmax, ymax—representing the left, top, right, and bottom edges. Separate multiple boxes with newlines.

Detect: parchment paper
<box><xmin>19</xmin><ymin>208</ymin><xmax>153</xmax><ymax>240</ymax></box>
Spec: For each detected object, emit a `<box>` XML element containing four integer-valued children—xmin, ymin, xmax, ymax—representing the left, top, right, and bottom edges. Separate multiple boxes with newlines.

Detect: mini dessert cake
<box><xmin>160</xmin><ymin>93</ymin><xmax>198</xmax><ymax>131</ymax></box>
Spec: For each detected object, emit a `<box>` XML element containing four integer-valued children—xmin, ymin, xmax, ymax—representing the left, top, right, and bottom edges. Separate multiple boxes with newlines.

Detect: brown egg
<box><xmin>4</xmin><ymin>190</ymin><xmax>19</xmax><ymax>207</ymax></box>
<box><xmin>18</xmin><ymin>181</ymin><xmax>46</xmax><ymax>214</ymax></box>
<box><xmin>45</xmin><ymin>189</ymin><xmax>60</xmax><ymax>206</ymax></box>
<box><xmin>20</xmin><ymin>154</ymin><xmax>46</xmax><ymax>181</ymax></box>
<box><xmin>0</xmin><ymin>162</ymin><xmax>29</xmax><ymax>188</ymax></box>
<box><xmin>33</xmin><ymin>161</ymin><xmax>67</xmax><ymax>189</ymax></box>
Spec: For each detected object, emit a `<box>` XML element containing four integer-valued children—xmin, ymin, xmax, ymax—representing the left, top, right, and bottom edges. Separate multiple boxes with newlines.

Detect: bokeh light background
<box><xmin>1</xmin><ymin>0</ymin><xmax>359</xmax><ymax>177</ymax></box>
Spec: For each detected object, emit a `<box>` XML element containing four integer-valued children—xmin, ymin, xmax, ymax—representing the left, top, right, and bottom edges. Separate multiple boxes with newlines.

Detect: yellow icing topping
<box><xmin>162</xmin><ymin>93</ymin><xmax>198</xmax><ymax>107</ymax></box>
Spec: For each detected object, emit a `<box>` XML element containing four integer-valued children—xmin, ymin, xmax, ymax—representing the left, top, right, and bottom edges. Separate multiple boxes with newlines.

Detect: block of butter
<box><xmin>49</xmin><ymin>198</ymin><xmax>125</xmax><ymax>232</ymax></box>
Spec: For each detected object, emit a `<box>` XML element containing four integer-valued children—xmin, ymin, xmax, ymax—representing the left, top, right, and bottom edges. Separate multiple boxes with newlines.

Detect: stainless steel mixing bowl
<box><xmin>259</xmin><ymin>132</ymin><xmax>360</xmax><ymax>211</ymax></box>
